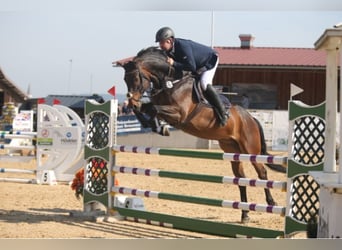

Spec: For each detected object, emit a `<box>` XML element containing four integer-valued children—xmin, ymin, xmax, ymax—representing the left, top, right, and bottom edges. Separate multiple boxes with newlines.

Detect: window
<box><xmin>222</xmin><ymin>83</ymin><xmax>278</xmax><ymax>109</ymax></box>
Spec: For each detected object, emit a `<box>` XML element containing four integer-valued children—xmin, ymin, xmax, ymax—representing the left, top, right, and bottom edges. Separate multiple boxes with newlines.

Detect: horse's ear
<box><xmin>113</xmin><ymin>60</ymin><xmax>134</xmax><ymax>69</ymax></box>
<box><xmin>114</xmin><ymin>61</ymin><xmax>127</xmax><ymax>67</ymax></box>
<box><xmin>114</xmin><ymin>56</ymin><xmax>135</xmax><ymax>67</ymax></box>
<box><xmin>122</xmin><ymin>61</ymin><xmax>137</xmax><ymax>71</ymax></box>
<box><xmin>115</xmin><ymin>61</ymin><xmax>123</xmax><ymax>67</ymax></box>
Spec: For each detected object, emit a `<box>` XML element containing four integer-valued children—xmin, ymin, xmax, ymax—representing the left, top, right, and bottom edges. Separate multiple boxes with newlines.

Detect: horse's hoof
<box><xmin>241</xmin><ymin>217</ymin><xmax>250</xmax><ymax>224</ymax></box>
<box><xmin>162</xmin><ymin>125</ymin><xmax>170</xmax><ymax>136</ymax></box>
<box><xmin>158</xmin><ymin>125</ymin><xmax>170</xmax><ymax>136</ymax></box>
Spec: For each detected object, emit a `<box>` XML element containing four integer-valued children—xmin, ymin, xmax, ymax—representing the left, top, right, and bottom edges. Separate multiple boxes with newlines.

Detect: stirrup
<box><xmin>219</xmin><ymin>115</ymin><xmax>228</xmax><ymax>126</ymax></box>
<box><xmin>213</xmin><ymin>108</ymin><xmax>229</xmax><ymax>126</ymax></box>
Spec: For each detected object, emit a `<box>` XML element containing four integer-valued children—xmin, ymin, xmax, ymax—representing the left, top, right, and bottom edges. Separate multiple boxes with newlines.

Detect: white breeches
<box><xmin>199</xmin><ymin>57</ymin><xmax>219</xmax><ymax>90</ymax></box>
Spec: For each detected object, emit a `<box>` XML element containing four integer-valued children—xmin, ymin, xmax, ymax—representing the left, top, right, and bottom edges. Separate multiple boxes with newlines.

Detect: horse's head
<box><xmin>120</xmin><ymin>60</ymin><xmax>151</xmax><ymax>110</ymax></box>
<box><xmin>119</xmin><ymin>47</ymin><xmax>177</xmax><ymax>110</ymax></box>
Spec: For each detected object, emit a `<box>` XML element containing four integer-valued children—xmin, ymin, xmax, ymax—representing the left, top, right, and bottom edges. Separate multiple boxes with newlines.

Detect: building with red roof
<box><xmin>214</xmin><ymin>34</ymin><xmax>332</xmax><ymax>109</ymax></box>
<box><xmin>0</xmin><ymin>67</ymin><xmax>30</xmax><ymax>116</ymax></box>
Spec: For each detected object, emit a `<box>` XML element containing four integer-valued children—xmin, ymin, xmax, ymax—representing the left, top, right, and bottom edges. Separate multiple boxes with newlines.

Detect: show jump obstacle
<box><xmin>0</xmin><ymin>104</ymin><xmax>85</xmax><ymax>184</ymax></box>
<box><xmin>81</xmin><ymin>97</ymin><xmax>327</xmax><ymax>238</ymax></box>
<box><xmin>81</xmin><ymin>27</ymin><xmax>342</xmax><ymax>238</ymax></box>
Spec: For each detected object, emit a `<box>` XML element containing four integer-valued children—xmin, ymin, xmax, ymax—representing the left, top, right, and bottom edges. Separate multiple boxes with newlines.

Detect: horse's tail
<box><xmin>254</xmin><ymin>117</ymin><xmax>287</xmax><ymax>173</ymax></box>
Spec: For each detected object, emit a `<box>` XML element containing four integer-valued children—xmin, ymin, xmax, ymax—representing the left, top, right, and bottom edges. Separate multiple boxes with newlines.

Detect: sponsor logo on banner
<box><xmin>60</xmin><ymin>132</ymin><xmax>77</xmax><ymax>145</ymax></box>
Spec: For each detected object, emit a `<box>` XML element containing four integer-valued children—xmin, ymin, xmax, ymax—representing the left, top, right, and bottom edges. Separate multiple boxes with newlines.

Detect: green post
<box><xmin>285</xmin><ymin>100</ymin><xmax>325</xmax><ymax>236</ymax></box>
<box><xmin>83</xmin><ymin>100</ymin><xmax>117</xmax><ymax>213</ymax></box>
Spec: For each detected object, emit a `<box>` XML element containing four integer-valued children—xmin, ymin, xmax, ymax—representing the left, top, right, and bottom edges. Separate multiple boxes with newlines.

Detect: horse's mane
<box><xmin>134</xmin><ymin>46</ymin><xmax>171</xmax><ymax>77</ymax></box>
<box><xmin>136</xmin><ymin>46</ymin><xmax>167</xmax><ymax>59</ymax></box>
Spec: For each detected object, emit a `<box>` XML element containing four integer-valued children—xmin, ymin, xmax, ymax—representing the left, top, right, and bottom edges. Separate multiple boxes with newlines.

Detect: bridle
<box><xmin>125</xmin><ymin>62</ymin><xmax>174</xmax><ymax>102</ymax></box>
<box><xmin>124</xmin><ymin>68</ymin><xmax>150</xmax><ymax>102</ymax></box>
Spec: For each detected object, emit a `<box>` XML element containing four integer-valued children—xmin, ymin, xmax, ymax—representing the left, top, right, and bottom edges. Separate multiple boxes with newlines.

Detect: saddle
<box><xmin>164</xmin><ymin>73</ymin><xmax>231</xmax><ymax>110</ymax></box>
<box><xmin>192</xmin><ymin>77</ymin><xmax>231</xmax><ymax>109</ymax></box>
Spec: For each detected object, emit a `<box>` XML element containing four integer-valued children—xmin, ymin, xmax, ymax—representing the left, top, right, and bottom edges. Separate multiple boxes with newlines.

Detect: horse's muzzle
<box><xmin>126</xmin><ymin>92</ymin><xmax>141</xmax><ymax>111</ymax></box>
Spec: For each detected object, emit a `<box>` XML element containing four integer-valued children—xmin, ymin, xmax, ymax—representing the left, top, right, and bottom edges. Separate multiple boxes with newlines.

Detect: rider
<box><xmin>155</xmin><ymin>27</ymin><xmax>228</xmax><ymax>127</ymax></box>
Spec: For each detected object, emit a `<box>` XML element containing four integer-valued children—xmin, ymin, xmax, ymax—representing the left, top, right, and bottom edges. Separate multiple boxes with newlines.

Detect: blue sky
<box><xmin>0</xmin><ymin>1</ymin><xmax>342</xmax><ymax>98</ymax></box>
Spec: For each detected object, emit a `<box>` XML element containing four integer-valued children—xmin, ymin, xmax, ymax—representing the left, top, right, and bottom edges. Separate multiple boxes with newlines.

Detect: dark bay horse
<box><xmin>117</xmin><ymin>46</ymin><xmax>286</xmax><ymax>223</ymax></box>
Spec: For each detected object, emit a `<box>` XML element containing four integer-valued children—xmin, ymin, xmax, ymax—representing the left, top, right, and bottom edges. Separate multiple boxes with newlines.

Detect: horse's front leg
<box><xmin>154</xmin><ymin>105</ymin><xmax>183</xmax><ymax>126</ymax></box>
<box><xmin>133</xmin><ymin>103</ymin><xmax>156</xmax><ymax>128</ymax></box>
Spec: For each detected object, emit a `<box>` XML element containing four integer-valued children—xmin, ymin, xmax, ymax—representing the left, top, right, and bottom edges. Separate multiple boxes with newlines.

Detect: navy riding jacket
<box><xmin>167</xmin><ymin>38</ymin><xmax>218</xmax><ymax>74</ymax></box>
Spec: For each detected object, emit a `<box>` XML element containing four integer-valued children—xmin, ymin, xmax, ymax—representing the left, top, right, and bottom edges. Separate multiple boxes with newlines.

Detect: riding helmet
<box><xmin>155</xmin><ymin>27</ymin><xmax>175</xmax><ymax>42</ymax></box>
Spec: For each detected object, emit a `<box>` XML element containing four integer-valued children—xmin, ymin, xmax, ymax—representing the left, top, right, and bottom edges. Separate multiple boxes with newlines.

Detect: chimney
<box><xmin>239</xmin><ymin>34</ymin><xmax>254</xmax><ymax>49</ymax></box>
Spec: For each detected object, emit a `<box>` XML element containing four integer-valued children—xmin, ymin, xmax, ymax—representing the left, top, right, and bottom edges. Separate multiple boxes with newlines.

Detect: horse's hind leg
<box><xmin>231</xmin><ymin>161</ymin><xmax>250</xmax><ymax>224</ymax></box>
<box><xmin>252</xmin><ymin>162</ymin><xmax>276</xmax><ymax>206</ymax></box>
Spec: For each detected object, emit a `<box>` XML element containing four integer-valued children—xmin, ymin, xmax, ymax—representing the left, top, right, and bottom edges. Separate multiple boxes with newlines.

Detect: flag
<box><xmin>107</xmin><ymin>86</ymin><xmax>116</xmax><ymax>97</ymax></box>
<box><xmin>37</xmin><ymin>98</ymin><xmax>45</xmax><ymax>104</ymax></box>
<box><xmin>290</xmin><ymin>83</ymin><xmax>304</xmax><ymax>98</ymax></box>
<box><xmin>53</xmin><ymin>98</ymin><xmax>61</xmax><ymax>105</ymax></box>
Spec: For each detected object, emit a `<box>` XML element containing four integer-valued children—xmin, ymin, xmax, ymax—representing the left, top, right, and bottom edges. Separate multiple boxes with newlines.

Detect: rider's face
<box><xmin>159</xmin><ymin>38</ymin><xmax>173</xmax><ymax>52</ymax></box>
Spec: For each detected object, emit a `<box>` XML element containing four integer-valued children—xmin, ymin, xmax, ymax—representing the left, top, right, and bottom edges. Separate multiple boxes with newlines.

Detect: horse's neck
<box><xmin>153</xmin><ymin>75</ymin><xmax>209</xmax><ymax>127</ymax></box>
<box><xmin>141</xmin><ymin>64</ymin><xmax>168</xmax><ymax>88</ymax></box>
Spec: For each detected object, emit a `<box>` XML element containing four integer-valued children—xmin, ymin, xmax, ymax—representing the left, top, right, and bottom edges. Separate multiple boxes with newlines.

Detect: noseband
<box><xmin>124</xmin><ymin>67</ymin><xmax>150</xmax><ymax>105</ymax></box>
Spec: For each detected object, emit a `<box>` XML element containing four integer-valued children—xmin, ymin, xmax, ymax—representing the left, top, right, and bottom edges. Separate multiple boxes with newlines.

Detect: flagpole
<box><xmin>90</xmin><ymin>74</ymin><xmax>93</xmax><ymax>94</ymax></box>
<box><xmin>67</xmin><ymin>59</ymin><xmax>73</xmax><ymax>93</ymax></box>
<box><xmin>211</xmin><ymin>11</ymin><xmax>214</xmax><ymax>48</ymax></box>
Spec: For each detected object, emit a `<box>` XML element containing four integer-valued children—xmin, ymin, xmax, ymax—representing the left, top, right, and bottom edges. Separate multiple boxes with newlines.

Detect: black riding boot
<box><xmin>204</xmin><ymin>85</ymin><xmax>229</xmax><ymax>126</ymax></box>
